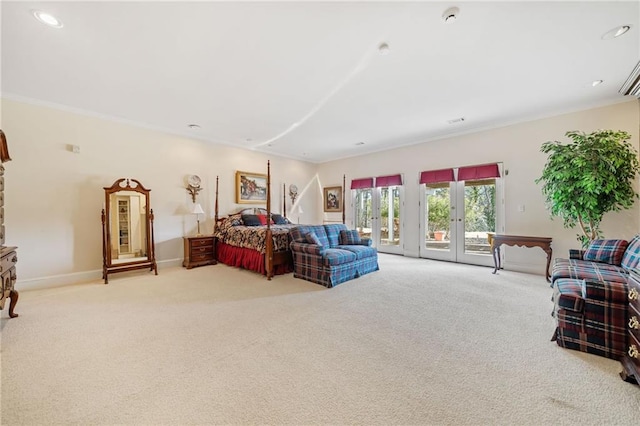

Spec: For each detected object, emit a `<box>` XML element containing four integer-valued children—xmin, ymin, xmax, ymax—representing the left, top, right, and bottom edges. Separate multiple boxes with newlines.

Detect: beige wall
<box><xmin>2</xmin><ymin>97</ymin><xmax>639</xmax><ymax>288</ymax></box>
<box><xmin>318</xmin><ymin>99</ymin><xmax>640</xmax><ymax>276</ymax></box>
<box><xmin>1</xmin><ymin>99</ymin><xmax>318</xmax><ymax>289</ymax></box>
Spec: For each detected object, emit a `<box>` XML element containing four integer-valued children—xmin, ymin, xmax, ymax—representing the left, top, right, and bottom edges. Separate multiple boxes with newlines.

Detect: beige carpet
<box><xmin>1</xmin><ymin>254</ymin><xmax>639</xmax><ymax>425</ymax></box>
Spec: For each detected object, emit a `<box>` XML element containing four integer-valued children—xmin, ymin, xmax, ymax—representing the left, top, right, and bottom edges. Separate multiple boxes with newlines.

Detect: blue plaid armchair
<box><xmin>289</xmin><ymin>224</ymin><xmax>379</xmax><ymax>288</ymax></box>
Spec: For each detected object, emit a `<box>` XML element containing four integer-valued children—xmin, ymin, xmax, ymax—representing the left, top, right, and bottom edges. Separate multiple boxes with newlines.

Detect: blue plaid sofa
<box><xmin>550</xmin><ymin>235</ymin><xmax>640</xmax><ymax>360</ymax></box>
<box><xmin>289</xmin><ymin>224</ymin><xmax>379</xmax><ymax>288</ymax></box>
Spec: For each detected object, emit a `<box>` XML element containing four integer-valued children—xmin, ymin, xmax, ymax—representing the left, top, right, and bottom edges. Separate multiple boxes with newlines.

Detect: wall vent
<box><xmin>620</xmin><ymin>61</ymin><xmax>640</xmax><ymax>98</ymax></box>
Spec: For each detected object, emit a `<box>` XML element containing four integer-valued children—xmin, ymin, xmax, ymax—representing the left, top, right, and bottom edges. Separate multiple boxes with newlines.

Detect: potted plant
<box><xmin>433</xmin><ymin>230</ymin><xmax>447</xmax><ymax>241</ymax></box>
<box><xmin>536</xmin><ymin>130</ymin><xmax>640</xmax><ymax>246</ymax></box>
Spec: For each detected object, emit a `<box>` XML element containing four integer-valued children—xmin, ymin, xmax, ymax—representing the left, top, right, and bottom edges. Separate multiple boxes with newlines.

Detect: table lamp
<box><xmin>191</xmin><ymin>203</ymin><xmax>205</xmax><ymax>236</ymax></box>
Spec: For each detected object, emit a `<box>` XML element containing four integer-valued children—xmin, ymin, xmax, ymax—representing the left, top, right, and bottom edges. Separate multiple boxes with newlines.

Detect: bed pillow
<box><xmin>339</xmin><ymin>229</ymin><xmax>362</xmax><ymax>245</ymax></box>
<box><xmin>241</xmin><ymin>214</ymin><xmax>261</xmax><ymax>226</ymax></box>
<box><xmin>583</xmin><ymin>239</ymin><xmax>629</xmax><ymax>266</ymax></box>
<box><xmin>271</xmin><ymin>214</ymin><xmax>289</xmax><ymax>225</ymax></box>
<box><xmin>305</xmin><ymin>232</ymin><xmax>323</xmax><ymax>246</ymax></box>
<box><xmin>257</xmin><ymin>214</ymin><xmax>274</xmax><ymax>225</ymax></box>
<box><xmin>228</xmin><ymin>213</ymin><xmax>243</xmax><ymax>226</ymax></box>
<box><xmin>216</xmin><ymin>213</ymin><xmax>242</xmax><ymax>233</ymax></box>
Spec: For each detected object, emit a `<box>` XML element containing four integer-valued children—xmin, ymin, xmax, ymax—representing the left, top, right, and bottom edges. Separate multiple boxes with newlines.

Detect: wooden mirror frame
<box><xmin>101</xmin><ymin>178</ymin><xmax>157</xmax><ymax>283</ymax></box>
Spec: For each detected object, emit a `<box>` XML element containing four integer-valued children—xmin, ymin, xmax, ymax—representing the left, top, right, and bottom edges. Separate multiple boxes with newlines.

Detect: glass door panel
<box><xmin>354</xmin><ymin>189</ymin><xmax>372</xmax><ymax>240</ymax></box>
<box><xmin>421</xmin><ymin>173</ymin><xmax>502</xmax><ymax>267</ymax></box>
<box><xmin>353</xmin><ymin>186</ymin><xmax>403</xmax><ymax>254</ymax></box>
<box><xmin>422</xmin><ymin>182</ymin><xmax>456</xmax><ymax>261</ymax></box>
<box><xmin>456</xmin><ymin>179</ymin><xmax>496</xmax><ymax>266</ymax></box>
<box><xmin>378</xmin><ymin>185</ymin><xmax>402</xmax><ymax>254</ymax></box>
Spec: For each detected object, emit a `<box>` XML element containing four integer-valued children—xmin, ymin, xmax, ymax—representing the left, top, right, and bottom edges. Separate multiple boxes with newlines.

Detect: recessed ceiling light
<box><xmin>355</xmin><ymin>141</ymin><xmax>365</xmax><ymax>146</ymax></box>
<box><xmin>187</xmin><ymin>124</ymin><xmax>200</xmax><ymax>129</ymax></box>
<box><xmin>378</xmin><ymin>43</ymin><xmax>390</xmax><ymax>55</ymax></box>
<box><xmin>592</xmin><ymin>80</ymin><xmax>604</xmax><ymax>87</ymax></box>
<box><xmin>447</xmin><ymin>117</ymin><xmax>465</xmax><ymax>124</ymax></box>
<box><xmin>246</xmin><ymin>138</ymin><xmax>253</xmax><ymax>142</ymax></box>
<box><xmin>32</xmin><ymin>10</ymin><xmax>63</xmax><ymax>28</ymax></box>
<box><xmin>442</xmin><ymin>7</ymin><xmax>460</xmax><ymax>24</ymax></box>
<box><xmin>602</xmin><ymin>25</ymin><xmax>631</xmax><ymax>40</ymax></box>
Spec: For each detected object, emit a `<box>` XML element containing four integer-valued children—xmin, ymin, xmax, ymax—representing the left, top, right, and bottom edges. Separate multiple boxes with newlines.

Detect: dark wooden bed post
<box><xmin>342</xmin><ymin>174</ymin><xmax>346</xmax><ymax>224</ymax></box>
<box><xmin>265</xmin><ymin>161</ymin><xmax>274</xmax><ymax>280</ymax></box>
<box><xmin>283</xmin><ymin>183</ymin><xmax>287</xmax><ymax>219</ymax></box>
<box><xmin>214</xmin><ymin>175</ymin><xmax>219</xmax><ymax>233</ymax></box>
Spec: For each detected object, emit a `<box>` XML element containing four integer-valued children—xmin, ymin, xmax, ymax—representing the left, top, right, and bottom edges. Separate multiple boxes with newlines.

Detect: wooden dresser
<box><xmin>621</xmin><ymin>269</ymin><xmax>640</xmax><ymax>384</ymax></box>
<box><xmin>0</xmin><ymin>246</ymin><xmax>18</xmax><ymax>317</ymax></box>
<box><xmin>183</xmin><ymin>236</ymin><xmax>217</xmax><ymax>269</ymax></box>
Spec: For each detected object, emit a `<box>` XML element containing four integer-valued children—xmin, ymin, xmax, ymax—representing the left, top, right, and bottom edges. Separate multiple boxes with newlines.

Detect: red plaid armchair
<box><xmin>551</xmin><ymin>236</ymin><xmax>640</xmax><ymax>360</ymax></box>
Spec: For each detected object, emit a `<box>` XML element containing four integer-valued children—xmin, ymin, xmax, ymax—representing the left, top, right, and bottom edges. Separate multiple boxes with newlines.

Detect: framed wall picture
<box><xmin>323</xmin><ymin>186</ymin><xmax>342</xmax><ymax>212</ymax></box>
<box><xmin>235</xmin><ymin>171</ymin><xmax>268</xmax><ymax>204</ymax></box>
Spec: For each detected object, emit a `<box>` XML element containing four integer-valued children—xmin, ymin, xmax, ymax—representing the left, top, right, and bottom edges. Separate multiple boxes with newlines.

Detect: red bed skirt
<box><xmin>216</xmin><ymin>241</ymin><xmax>292</xmax><ymax>276</ymax></box>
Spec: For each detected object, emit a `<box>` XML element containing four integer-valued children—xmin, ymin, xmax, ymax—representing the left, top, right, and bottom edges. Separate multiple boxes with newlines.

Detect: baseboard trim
<box><xmin>500</xmin><ymin>260</ymin><xmax>547</xmax><ymax>278</ymax></box>
<box><xmin>16</xmin><ymin>258</ymin><xmax>183</xmax><ymax>291</ymax></box>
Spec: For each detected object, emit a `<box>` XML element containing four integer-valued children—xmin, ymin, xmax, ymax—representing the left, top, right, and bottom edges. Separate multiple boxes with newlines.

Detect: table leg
<box><xmin>492</xmin><ymin>245</ymin><xmax>500</xmax><ymax>275</ymax></box>
<box><xmin>8</xmin><ymin>289</ymin><xmax>18</xmax><ymax>318</ymax></box>
<box><xmin>544</xmin><ymin>247</ymin><xmax>552</xmax><ymax>283</ymax></box>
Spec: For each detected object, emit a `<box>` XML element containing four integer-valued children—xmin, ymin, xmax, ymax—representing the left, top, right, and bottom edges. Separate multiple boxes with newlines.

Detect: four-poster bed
<box><xmin>213</xmin><ymin>162</ymin><xmax>345</xmax><ymax>279</ymax></box>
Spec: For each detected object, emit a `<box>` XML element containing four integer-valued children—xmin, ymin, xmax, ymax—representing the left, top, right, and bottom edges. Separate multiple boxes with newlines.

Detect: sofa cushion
<box><xmin>583</xmin><ymin>239</ymin><xmax>628</xmax><ymax>266</ymax></box>
<box><xmin>621</xmin><ymin>234</ymin><xmax>640</xmax><ymax>271</ymax></box>
<box><xmin>552</xmin><ymin>258</ymin><xmax>628</xmax><ymax>284</ymax></box>
<box><xmin>305</xmin><ymin>232</ymin><xmax>323</xmax><ymax>247</ymax></box>
<box><xmin>323</xmin><ymin>224</ymin><xmax>348</xmax><ymax>248</ymax></box>
<box><xmin>322</xmin><ymin>248</ymin><xmax>357</xmax><ymax>266</ymax></box>
<box><xmin>336</xmin><ymin>245</ymin><xmax>377</xmax><ymax>260</ymax></box>
<box><xmin>553</xmin><ymin>258</ymin><xmax>625</xmax><ymax>274</ymax></box>
<box><xmin>339</xmin><ymin>229</ymin><xmax>361</xmax><ymax>245</ymax></box>
<box><xmin>290</xmin><ymin>225</ymin><xmax>330</xmax><ymax>246</ymax></box>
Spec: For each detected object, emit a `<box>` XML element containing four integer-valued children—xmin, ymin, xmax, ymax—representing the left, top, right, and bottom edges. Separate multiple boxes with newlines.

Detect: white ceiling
<box><xmin>2</xmin><ymin>1</ymin><xmax>639</xmax><ymax>163</ymax></box>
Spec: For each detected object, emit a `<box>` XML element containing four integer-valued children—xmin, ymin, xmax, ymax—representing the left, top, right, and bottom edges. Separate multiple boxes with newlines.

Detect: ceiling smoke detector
<box><xmin>442</xmin><ymin>7</ymin><xmax>460</xmax><ymax>24</ymax></box>
<box><xmin>378</xmin><ymin>43</ymin><xmax>390</xmax><ymax>55</ymax></box>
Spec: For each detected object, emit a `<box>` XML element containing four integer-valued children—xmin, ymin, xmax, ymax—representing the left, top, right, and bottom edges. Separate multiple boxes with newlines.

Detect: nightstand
<box><xmin>0</xmin><ymin>246</ymin><xmax>18</xmax><ymax>317</ymax></box>
<box><xmin>183</xmin><ymin>236</ymin><xmax>217</xmax><ymax>269</ymax></box>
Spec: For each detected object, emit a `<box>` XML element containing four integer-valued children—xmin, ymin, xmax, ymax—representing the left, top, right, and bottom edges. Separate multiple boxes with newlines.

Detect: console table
<box><xmin>488</xmin><ymin>233</ymin><xmax>553</xmax><ymax>282</ymax></box>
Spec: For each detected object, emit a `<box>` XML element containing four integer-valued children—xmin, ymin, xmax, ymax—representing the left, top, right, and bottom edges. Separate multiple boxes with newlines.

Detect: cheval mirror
<box><xmin>101</xmin><ymin>178</ymin><xmax>157</xmax><ymax>283</ymax></box>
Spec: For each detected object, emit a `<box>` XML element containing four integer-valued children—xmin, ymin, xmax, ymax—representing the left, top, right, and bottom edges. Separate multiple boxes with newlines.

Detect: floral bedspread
<box><xmin>214</xmin><ymin>214</ymin><xmax>297</xmax><ymax>254</ymax></box>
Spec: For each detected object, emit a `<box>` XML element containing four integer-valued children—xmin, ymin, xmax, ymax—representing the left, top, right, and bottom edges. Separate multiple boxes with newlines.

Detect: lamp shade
<box><xmin>191</xmin><ymin>203</ymin><xmax>205</xmax><ymax>215</ymax></box>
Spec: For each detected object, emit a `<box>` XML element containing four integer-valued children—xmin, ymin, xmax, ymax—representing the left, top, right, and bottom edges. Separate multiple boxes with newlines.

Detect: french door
<box><xmin>420</xmin><ymin>170</ymin><xmax>503</xmax><ymax>266</ymax></box>
<box><xmin>353</xmin><ymin>185</ymin><xmax>403</xmax><ymax>254</ymax></box>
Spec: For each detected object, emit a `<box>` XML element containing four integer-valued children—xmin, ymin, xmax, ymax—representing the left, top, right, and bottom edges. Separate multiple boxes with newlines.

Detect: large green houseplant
<box><xmin>536</xmin><ymin>130</ymin><xmax>640</xmax><ymax>246</ymax></box>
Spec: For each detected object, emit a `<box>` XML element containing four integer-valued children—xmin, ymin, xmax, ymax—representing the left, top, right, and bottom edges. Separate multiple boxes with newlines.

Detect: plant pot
<box><xmin>434</xmin><ymin>231</ymin><xmax>446</xmax><ymax>241</ymax></box>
